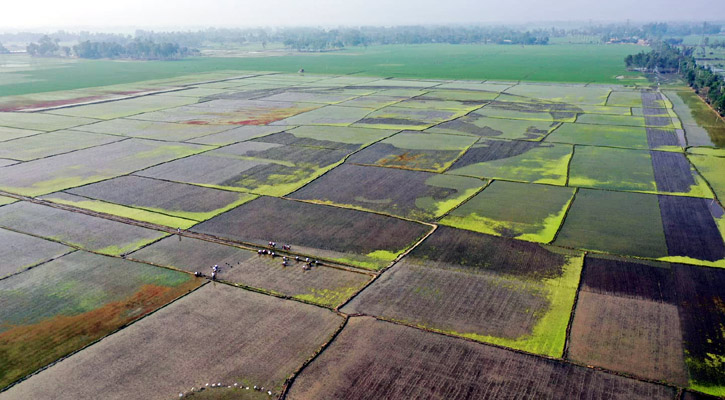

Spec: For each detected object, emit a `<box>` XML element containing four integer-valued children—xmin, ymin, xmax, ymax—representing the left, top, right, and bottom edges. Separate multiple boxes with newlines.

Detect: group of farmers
<box><xmin>258</xmin><ymin>241</ymin><xmax>319</xmax><ymax>270</ymax></box>
<box><xmin>191</xmin><ymin>239</ymin><xmax>321</xmax><ymax>281</ymax></box>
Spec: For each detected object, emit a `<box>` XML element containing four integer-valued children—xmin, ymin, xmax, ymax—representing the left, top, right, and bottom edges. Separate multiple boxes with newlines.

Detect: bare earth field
<box><xmin>0</xmin><ymin>70</ymin><xmax>724</xmax><ymax>398</ymax></box>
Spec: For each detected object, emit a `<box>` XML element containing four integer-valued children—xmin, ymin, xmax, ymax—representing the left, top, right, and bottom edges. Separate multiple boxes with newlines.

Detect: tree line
<box><xmin>626</xmin><ymin>43</ymin><xmax>725</xmax><ymax>116</ymax></box>
<box><xmin>26</xmin><ymin>35</ymin><xmax>198</xmax><ymax>60</ymax></box>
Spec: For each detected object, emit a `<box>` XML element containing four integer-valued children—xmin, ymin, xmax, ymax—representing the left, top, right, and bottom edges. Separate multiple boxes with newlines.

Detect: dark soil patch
<box><xmin>342</xmin><ymin>263</ymin><xmax>551</xmax><ymax>338</ymax></box>
<box><xmin>409</xmin><ymin>226</ymin><xmax>569</xmax><ymax>280</ymax></box>
<box><xmin>287</xmin><ymin>317</ymin><xmax>675</xmax><ymax>400</ymax></box>
<box><xmin>192</xmin><ymin>196</ymin><xmax>430</xmax><ymax>257</ymax></box>
<box><xmin>580</xmin><ymin>255</ymin><xmax>676</xmax><ymax>303</ymax></box>
<box><xmin>290</xmin><ymin>164</ymin><xmax>473</xmax><ymax>220</ymax></box>
<box><xmin>651</xmin><ymin>151</ymin><xmax>697</xmax><ymax>193</ymax></box>
<box><xmin>658</xmin><ymin>195</ymin><xmax>725</xmax><ymax>261</ymax></box>
<box><xmin>674</xmin><ymin>264</ymin><xmax>725</xmax><ymax>389</ymax></box>
<box><xmin>250</xmin><ymin>131</ymin><xmax>360</xmax><ymax>152</ymax></box>
<box><xmin>67</xmin><ymin>175</ymin><xmax>247</xmax><ymax>215</ymax></box>
<box><xmin>450</xmin><ymin>139</ymin><xmax>542</xmax><ymax>168</ymax></box>
<box><xmin>646</xmin><ymin>128</ymin><xmax>680</xmax><ymax>148</ymax></box>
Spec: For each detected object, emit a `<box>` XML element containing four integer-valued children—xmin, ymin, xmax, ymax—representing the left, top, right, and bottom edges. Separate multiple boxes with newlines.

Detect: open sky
<box><xmin>2</xmin><ymin>0</ymin><xmax>724</xmax><ymax>30</ymax></box>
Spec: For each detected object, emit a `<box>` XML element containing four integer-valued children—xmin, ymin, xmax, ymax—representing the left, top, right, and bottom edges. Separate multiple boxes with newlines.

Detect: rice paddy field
<box><xmin>1</xmin><ymin>65</ymin><xmax>724</xmax><ymax>399</ymax></box>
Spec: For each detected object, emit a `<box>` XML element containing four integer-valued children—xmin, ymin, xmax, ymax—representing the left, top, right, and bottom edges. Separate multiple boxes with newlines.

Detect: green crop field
<box><xmin>0</xmin><ymin>44</ymin><xmax>645</xmax><ymax>97</ymax></box>
<box><xmin>1</xmin><ymin>60</ymin><xmax>724</xmax><ymax>399</ymax></box>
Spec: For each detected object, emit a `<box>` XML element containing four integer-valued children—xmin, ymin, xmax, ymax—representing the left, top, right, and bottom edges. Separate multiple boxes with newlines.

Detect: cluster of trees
<box><xmin>0</xmin><ymin>42</ymin><xmax>9</xmax><ymax>54</ymax></box>
<box><xmin>26</xmin><ymin>36</ymin><xmax>69</xmax><ymax>57</ymax></box>
<box><xmin>625</xmin><ymin>44</ymin><xmax>685</xmax><ymax>72</ymax></box>
<box><xmin>135</xmin><ymin>26</ymin><xmax>550</xmax><ymax>52</ymax></box>
<box><xmin>73</xmin><ymin>40</ymin><xmax>199</xmax><ymax>60</ymax></box>
<box><xmin>25</xmin><ymin>35</ymin><xmax>198</xmax><ymax>60</ymax></box>
<box><xmin>278</xmin><ymin>26</ymin><xmax>549</xmax><ymax>51</ymax></box>
<box><xmin>563</xmin><ymin>21</ymin><xmax>722</xmax><ymax>43</ymax></box>
<box><xmin>626</xmin><ymin>43</ymin><xmax>725</xmax><ymax>116</ymax></box>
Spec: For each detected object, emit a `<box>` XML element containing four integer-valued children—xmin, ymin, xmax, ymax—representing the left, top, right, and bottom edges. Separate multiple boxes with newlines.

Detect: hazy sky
<box><xmin>2</xmin><ymin>0</ymin><xmax>724</xmax><ymax>31</ymax></box>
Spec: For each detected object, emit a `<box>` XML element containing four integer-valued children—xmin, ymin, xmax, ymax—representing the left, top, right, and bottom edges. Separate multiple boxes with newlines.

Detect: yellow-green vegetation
<box><xmin>42</xmin><ymin>194</ymin><xmax>199</xmax><ymax>229</ymax></box>
<box><xmin>476</xmin><ymin>106</ymin><xmax>576</xmax><ymax>123</ymax></box>
<box><xmin>689</xmin><ymin>154</ymin><xmax>725</xmax><ymax>202</ymax></box>
<box><xmin>334</xmin><ymin>250</ymin><xmax>403</xmax><ymax>270</ymax></box>
<box><xmin>546</xmin><ymin>123</ymin><xmax>649</xmax><ymax>149</ymax></box>
<box><xmin>568</xmin><ymin>146</ymin><xmax>656</xmax><ymax>192</ymax></box>
<box><xmin>454</xmin><ymin>252</ymin><xmax>583</xmax><ymax>357</ymax></box>
<box><xmin>656</xmin><ymin>256</ymin><xmax>725</xmax><ymax>269</ymax></box>
<box><xmin>440</xmin><ymin>181</ymin><xmax>575</xmax><ymax>243</ymax></box>
<box><xmin>416</xmin><ymin>174</ymin><xmax>485</xmax><ymax>218</ymax></box>
<box><xmin>294</xmin><ymin>286</ymin><xmax>361</xmax><ymax>308</ymax></box>
<box><xmin>448</xmin><ymin>142</ymin><xmax>572</xmax><ymax>185</ymax></box>
<box><xmin>0</xmin><ymin>196</ymin><xmax>17</xmax><ymax>206</ymax></box>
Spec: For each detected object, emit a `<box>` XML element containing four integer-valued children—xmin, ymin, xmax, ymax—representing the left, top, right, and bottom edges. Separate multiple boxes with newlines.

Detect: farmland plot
<box><xmin>689</xmin><ymin>154</ymin><xmax>725</xmax><ymax>201</ymax></box>
<box><xmin>650</xmin><ymin>151</ymin><xmax>713</xmax><ymax>197</ymax></box>
<box><xmin>666</xmin><ymin>90</ymin><xmax>725</xmax><ymax>147</ymax></box>
<box><xmin>335</xmin><ymin>95</ymin><xmax>402</xmax><ymax>109</ymax></box>
<box><xmin>73</xmin><ymin>117</ymin><xmax>234</xmax><ymax>141</ymax></box>
<box><xmin>186</xmin><ymin>124</ymin><xmax>289</xmax><ymax>146</ymax></box>
<box><xmin>0</xmin><ymin>126</ymin><xmax>42</xmax><ymax>142</ymax></box>
<box><xmin>254</xmin><ymin>90</ymin><xmax>360</xmax><ymax>104</ymax></box>
<box><xmin>568</xmin><ymin>146</ymin><xmax>657</xmax><ymax>192</ymax></box>
<box><xmin>47</xmin><ymin>94</ymin><xmax>199</xmax><ymax>120</ymax></box>
<box><xmin>131</xmin><ymin>99</ymin><xmax>320</xmax><ymax>126</ymax></box>
<box><xmin>474</xmin><ymin>101</ymin><xmax>577</xmax><ymax>123</ymax></box>
<box><xmin>505</xmin><ymin>84</ymin><xmax>612</xmax><ymax>105</ymax></box>
<box><xmin>0</xmin><ymin>130</ymin><xmax>123</xmax><ymax>161</ymax></box>
<box><xmin>192</xmin><ymin>196</ymin><xmax>431</xmax><ymax>270</ymax></box>
<box><xmin>447</xmin><ymin>139</ymin><xmax>572</xmax><ymax>185</ymax></box>
<box><xmin>0</xmin><ymin>196</ymin><xmax>16</xmax><ymax>206</ymax></box>
<box><xmin>0</xmin><ymin>112</ymin><xmax>97</xmax><ymax>131</ymax></box>
<box><xmin>569</xmin><ymin>255</ymin><xmax>688</xmax><ymax>385</ymax></box>
<box><xmin>287</xmin><ymin>317</ymin><xmax>674</xmax><ymax>400</ymax></box>
<box><xmin>658</xmin><ymin>195</ymin><xmax>725</xmax><ymax>265</ymax></box>
<box><xmin>251</xmin><ymin>125</ymin><xmax>396</xmax><ymax>151</ymax></box>
<box><xmin>606</xmin><ymin>90</ymin><xmax>644</xmax><ymax>107</ymax></box>
<box><xmin>545</xmin><ymin>123</ymin><xmax>650</xmax><ymax>149</ymax></box>
<box><xmin>440</xmin><ymin>180</ymin><xmax>575</xmax><ymax>243</ymax></box>
<box><xmin>0</xmin><ymin>227</ymin><xmax>72</xmax><ymax>279</ymax></box>
<box><xmin>1</xmin><ymin>284</ymin><xmax>343</xmax><ymax>400</ymax></box>
<box><xmin>0</xmin><ymin>251</ymin><xmax>201</xmax><ymax>390</ymax></box>
<box><xmin>429</xmin><ymin>114</ymin><xmax>557</xmax><ymax>140</ymax></box>
<box><xmin>129</xmin><ymin>236</ymin><xmax>371</xmax><ymax>308</ymax></box>
<box><xmin>575</xmin><ymin>113</ymin><xmax>648</xmax><ymax>127</ymax></box>
<box><xmin>342</xmin><ymin>226</ymin><xmax>583</xmax><ymax>356</ymax></box>
<box><xmin>270</xmin><ymin>105</ymin><xmax>373</xmax><ymax>126</ymax></box>
<box><xmin>554</xmin><ymin>189</ymin><xmax>668</xmax><ymax>258</ymax></box>
<box><xmin>290</xmin><ymin>164</ymin><xmax>485</xmax><ymax>221</ymax></box>
<box><xmin>570</xmin><ymin>255</ymin><xmax>725</xmax><ymax>396</ymax></box>
<box><xmin>646</xmin><ymin>127</ymin><xmax>685</xmax><ymax>151</ymax></box>
<box><xmin>348</xmin><ymin>132</ymin><xmax>477</xmax><ymax>172</ymax></box>
<box><xmin>0</xmin><ymin>201</ymin><xmax>168</xmax><ymax>256</ymax></box>
<box><xmin>0</xmin><ymin>138</ymin><xmax>211</xmax><ymax>196</ymax></box>
<box><xmin>352</xmin><ymin>106</ymin><xmax>464</xmax><ymax>130</ymax></box>
<box><xmin>139</xmin><ymin>141</ymin><xmax>349</xmax><ymax>196</ymax></box>
<box><xmin>40</xmin><ymin>192</ymin><xmax>200</xmax><ymax>229</ymax></box>
<box><xmin>65</xmin><ymin>175</ymin><xmax>256</xmax><ymax>223</ymax></box>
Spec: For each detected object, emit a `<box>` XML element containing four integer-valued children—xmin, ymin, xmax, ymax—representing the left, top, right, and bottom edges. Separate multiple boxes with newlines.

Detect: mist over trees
<box><xmin>73</xmin><ymin>40</ymin><xmax>199</xmax><ymax>60</ymax></box>
<box><xmin>24</xmin><ymin>35</ymin><xmax>198</xmax><ymax>60</ymax></box>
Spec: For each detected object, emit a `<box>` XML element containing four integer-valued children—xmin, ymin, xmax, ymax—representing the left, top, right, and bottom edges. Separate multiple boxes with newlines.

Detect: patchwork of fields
<box><xmin>1</xmin><ymin>70</ymin><xmax>724</xmax><ymax>399</ymax></box>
